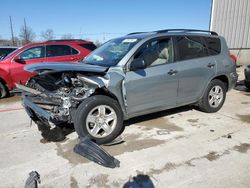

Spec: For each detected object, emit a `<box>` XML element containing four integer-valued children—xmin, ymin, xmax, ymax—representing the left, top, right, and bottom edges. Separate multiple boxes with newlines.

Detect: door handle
<box><xmin>207</xmin><ymin>63</ymin><xmax>215</xmax><ymax>68</ymax></box>
<box><xmin>168</xmin><ymin>69</ymin><xmax>178</xmax><ymax>75</ymax></box>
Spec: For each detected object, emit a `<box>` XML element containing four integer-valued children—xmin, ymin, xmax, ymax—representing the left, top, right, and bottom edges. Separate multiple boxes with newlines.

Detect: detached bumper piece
<box><xmin>23</xmin><ymin>98</ymin><xmax>53</xmax><ymax>121</ymax></box>
<box><xmin>74</xmin><ymin>137</ymin><xmax>120</xmax><ymax>168</ymax></box>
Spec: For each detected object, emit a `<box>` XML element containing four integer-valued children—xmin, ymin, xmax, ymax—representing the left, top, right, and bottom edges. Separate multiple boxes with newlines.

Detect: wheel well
<box><xmin>212</xmin><ymin>75</ymin><xmax>229</xmax><ymax>91</ymax></box>
<box><xmin>92</xmin><ymin>88</ymin><xmax>119</xmax><ymax>102</ymax></box>
<box><xmin>0</xmin><ymin>77</ymin><xmax>7</xmax><ymax>85</ymax></box>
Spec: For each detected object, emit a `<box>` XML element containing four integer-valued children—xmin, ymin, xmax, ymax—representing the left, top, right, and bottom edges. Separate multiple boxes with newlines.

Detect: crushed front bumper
<box><xmin>23</xmin><ymin>98</ymin><xmax>54</xmax><ymax>121</ymax></box>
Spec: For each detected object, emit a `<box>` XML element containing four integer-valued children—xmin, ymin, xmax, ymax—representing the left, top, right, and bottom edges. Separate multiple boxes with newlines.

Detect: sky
<box><xmin>0</xmin><ymin>0</ymin><xmax>212</xmax><ymax>42</ymax></box>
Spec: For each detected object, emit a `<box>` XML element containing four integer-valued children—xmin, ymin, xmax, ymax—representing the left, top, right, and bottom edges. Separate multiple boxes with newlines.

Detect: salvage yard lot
<box><xmin>0</xmin><ymin>67</ymin><xmax>250</xmax><ymax>188</ymax></box>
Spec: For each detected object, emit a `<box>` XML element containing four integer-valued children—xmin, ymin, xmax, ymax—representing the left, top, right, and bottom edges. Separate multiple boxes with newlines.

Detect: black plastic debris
<box><xmin>104</xmin><ymin>136</ymin><xmax>124</xmax><ymax>146</ymax></box>
<box><xmin>74</xmin><ymin>137</ymin><xmax>120</xmax><ymax>168</ymax></box>
<box><xmin>25</xmin><ymin>171</ymin><xmax>41</xmax><ymax>188</ymax></box>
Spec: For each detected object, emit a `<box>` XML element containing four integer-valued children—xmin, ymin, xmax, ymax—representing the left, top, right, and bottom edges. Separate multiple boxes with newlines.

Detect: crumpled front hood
<box><xmin>24</xmin><ymin>62</ymin><xmax>108</xmax><ymax>73</ymax></box>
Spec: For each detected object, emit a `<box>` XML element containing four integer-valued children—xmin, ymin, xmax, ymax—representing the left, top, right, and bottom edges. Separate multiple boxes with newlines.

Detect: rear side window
<box><xmin>46</xmin><ymin>45</ymin><xmax>78</xmax><ymax>57</ymax></box>
<box><xmin>203</xmin><ymin>37</ymin><xmax>221</xmax><ymax>55</ymax></box>
<box><xmin>176</xmin><ymin>36</ymin><xmax>208</xmax><ymax>61</ymax></box>
<box><xmin>78</xmin><ymin>43</ymin><xmax>97</xmax><ymax>51</ymax></box>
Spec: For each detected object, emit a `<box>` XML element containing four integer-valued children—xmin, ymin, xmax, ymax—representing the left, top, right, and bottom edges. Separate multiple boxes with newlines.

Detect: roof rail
<box><xmin>127</xmin><ymin>32</ymin><xmax>148</xmax><ymax>35</ymax></box>
<box><xmin>46</xmin><ymin>39</ymin><xmax>87</xmax><ymax>42</ymax></box>
<box><xmin>155</xmin><ymin>29</ymin><xmax>218</xmax><ymax>35</ymax></box>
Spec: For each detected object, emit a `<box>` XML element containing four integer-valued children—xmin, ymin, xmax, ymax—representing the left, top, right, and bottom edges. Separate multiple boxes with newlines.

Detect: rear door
<box><xmin>125</xmin><ymin>37</ymin><xmax>179</xmax><ymax>116</ymax></box>
<box><xmin>45</xmin><ymin>44</ymin><xmax>80</xmax><ymax>62</ymax></box>
<box><xmin>10</xmin><ymin>46</ymin><xmax>46</xmax><ymax>84</ymax></box>
<box><xmin>175</xmin><ymin>36</ymin><xmax>217</xmax><ymax>104</ymax></box>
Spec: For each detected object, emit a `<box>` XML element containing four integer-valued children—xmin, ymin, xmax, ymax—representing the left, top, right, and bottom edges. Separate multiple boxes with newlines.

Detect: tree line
<box><xmin>2</xmin><ymin>26</ymin><xmax>102</xmax><ymax>47</ymax></box>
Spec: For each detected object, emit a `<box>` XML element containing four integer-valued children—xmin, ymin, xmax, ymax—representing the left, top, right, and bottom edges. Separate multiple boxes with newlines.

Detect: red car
<box><xmin>0</xmin><ymin>39</ymin><xmax>97</xmax><ymax>98</ymax></box>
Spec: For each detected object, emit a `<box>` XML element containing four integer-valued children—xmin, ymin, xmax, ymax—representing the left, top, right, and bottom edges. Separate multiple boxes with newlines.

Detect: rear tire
<box><xmin>0</xmin><ymin>82</ymin><xmax>7</xmax><ymax>98</ymax></box>
<box><xmin>198</xmin><ymin>79</ymin><xmax>226</xmax><ymax>113</ymax></box>
<box><xmin>74</xmin><ymin>95</ymin><xmax>123</xmax><ymax>145</ymax></box>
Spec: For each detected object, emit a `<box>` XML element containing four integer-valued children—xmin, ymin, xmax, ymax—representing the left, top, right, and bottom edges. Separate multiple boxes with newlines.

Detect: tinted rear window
<box><xmin>78</xmin><ymin>43</ymin><xmax>97</xmax><ymax>51</ymax></box>
<box><xmin>176</xmin><ymin>36</ymin><xmax>208</xmax><ymax>61</ymax></box>
<box><xmin>203</xmin><ymin>37</ymin><xmax>221</xmax><ymax>55</ymax></box>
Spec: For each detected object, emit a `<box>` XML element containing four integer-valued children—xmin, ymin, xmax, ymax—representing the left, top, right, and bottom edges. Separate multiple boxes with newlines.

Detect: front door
<box><xmin>10</xmin><ymin>46</ymin><xmax>46</xmax><ymax>85</ymax></box>
<box><xmin>125</xmin><ymin>37</ymin><xmax>178</xmax><ymax>116</ymax></box>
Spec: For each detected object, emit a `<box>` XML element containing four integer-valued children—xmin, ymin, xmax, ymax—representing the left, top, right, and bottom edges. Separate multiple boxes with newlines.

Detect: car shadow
<box><xmin>124</xmin><ymin>105</ymin><xmax>194</xmax><ymax>127</ymax></box>
<box><xmin>0</xmin><ymin>93</ymin><xmax>21</xmax><ymax>103</ymax></box>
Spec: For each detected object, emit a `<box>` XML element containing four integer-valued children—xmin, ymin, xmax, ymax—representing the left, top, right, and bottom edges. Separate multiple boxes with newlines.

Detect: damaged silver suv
<box><xmin>19</xmin><ymin>29</ymin><xmax>238</xmax><ymax>144</ymax></box>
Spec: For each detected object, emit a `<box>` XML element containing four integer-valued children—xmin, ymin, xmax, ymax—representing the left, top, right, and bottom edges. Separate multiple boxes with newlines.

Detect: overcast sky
<box><xmin>0</xmin><ymin>0</ymin><xmax>211</xmax><ymax>42</ymax></box>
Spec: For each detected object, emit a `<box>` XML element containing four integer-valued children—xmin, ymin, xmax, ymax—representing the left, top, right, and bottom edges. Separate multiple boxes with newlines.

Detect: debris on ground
<box><xmin>24</xmin><ymin>171</ymin><xmax>41</xmax><ymax>188</ymax></box>
<box><xmin>103</xmin><ymin>136</ymin><xmax>124</xmax><ymax>146</ymax></box>
<box><xmin>74</xmin><ymin>137</ymin><xmax>120</xmax><ymax>168</ymax></box>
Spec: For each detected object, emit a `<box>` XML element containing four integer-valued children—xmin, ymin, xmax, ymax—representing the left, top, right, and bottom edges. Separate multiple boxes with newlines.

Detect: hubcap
<box><xmin>86</xmin><ymin>105</ymin><xmax>117</xmax><ymax>138</ymax></box>
<box><xmin>208</xmin><ymin>85</ymin><xmax>224</xmax><ymax>108</ymax></box>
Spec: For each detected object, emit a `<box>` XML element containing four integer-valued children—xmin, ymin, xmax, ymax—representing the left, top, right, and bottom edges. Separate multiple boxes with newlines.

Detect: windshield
<box><xmin>84</xmin><ymin>38</ymin><xmax>140</xmax><ymax>67</ymax></box>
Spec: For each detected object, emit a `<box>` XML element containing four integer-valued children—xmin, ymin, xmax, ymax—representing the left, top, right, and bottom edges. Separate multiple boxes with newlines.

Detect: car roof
<box><xmin>22</xmin><ymin>39</ymin><xmax>94</xmax><ymax>48</ymax></box>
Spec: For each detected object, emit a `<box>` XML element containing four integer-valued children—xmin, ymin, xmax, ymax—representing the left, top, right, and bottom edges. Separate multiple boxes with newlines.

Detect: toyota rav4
<box><xmin>19</xmin><ymin>29</ymin><xmax>238</xmax><ymax>144</ymax></box>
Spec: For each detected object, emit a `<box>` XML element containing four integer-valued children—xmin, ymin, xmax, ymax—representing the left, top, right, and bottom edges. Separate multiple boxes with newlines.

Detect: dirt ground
<box><xmin>0</xmin><ymin>66</ymin><xmax>249</xmax><ymax>188</ymax></box>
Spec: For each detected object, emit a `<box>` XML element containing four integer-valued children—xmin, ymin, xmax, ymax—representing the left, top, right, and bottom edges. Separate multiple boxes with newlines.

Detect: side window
<box><xmin>134</xmin><ymin>38</ymin><xmax>174</xmax><ymax>67</ymax></box>
<box><xmin>46</xmin><ymin>45</ymin><xmax>77</xmax><ymax>57</ymax></box>
<box><xmin>72</xmin><ymin>48</ymin><xmax>79</xmax><ymax>55</ymax></box>
<box><xmin>78</xmin><ymin>43</ymin><xmax>97</xmax><ymax>51</ymax></box>
<box><xmin>176</xmin><ymin>36</ymin><xmax>207</xmax><ymax>61</ymax></box>
<box><xmin>203</xmin><ymin>37</ymin><xmax>221</xmax><ymax>55</ymax></box>
<box><xmin>19</xmin><ymin>46</ymin><xmax>45</xmax><ymax>60</ymax></box>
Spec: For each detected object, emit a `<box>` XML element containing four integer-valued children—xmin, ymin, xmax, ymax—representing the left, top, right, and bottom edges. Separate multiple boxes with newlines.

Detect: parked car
<box><xmin>0</xmin><ymin>46</ymin><xmax>17</xmax><ymax>60</ymax></box>
<box><xmin>0</xmin><ymin>39</ymin><xmax>96</xmax><ymax>98</ymax></box>
<box><xmin>18</xmin><ymin>29</ymin><xmax>238</xmax><ymax>144</ymax></box>
<box><xmin>244</xmin><ymin>65</ymin><xmax>250</xmax><ymax>89</ymax></box>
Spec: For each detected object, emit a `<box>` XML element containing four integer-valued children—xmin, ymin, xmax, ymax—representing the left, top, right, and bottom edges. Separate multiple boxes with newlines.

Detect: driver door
<box><xmin>124</xmin><ymin>37</ymin><xmax>179</xmax><ymax>117</ymax></box>
<box><xmin>10</xmin><ymin>46</ymin><xmax>46</xmax><ymax>85</ymax></box>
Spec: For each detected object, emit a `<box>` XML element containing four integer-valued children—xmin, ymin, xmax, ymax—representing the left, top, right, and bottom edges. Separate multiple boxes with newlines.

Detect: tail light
<box><xmin>229</xmin><ymin>53</ymin><xmax>237</xmax><ymax>63</ymax></box>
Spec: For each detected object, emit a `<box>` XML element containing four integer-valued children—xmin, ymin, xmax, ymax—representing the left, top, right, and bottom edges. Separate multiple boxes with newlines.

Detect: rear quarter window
<box><xmin>203</xmin><ymin>37</ymin><xmax>221</xmax><ymax>55</ymax></box>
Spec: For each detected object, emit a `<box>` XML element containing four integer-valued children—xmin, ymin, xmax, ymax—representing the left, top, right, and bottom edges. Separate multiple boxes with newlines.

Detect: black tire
<box><xmin>74</xmin><ymin>95</ymin><xmax>123</xmax><ymax>145</ymax></box>
<box><xmin>198</xmin><ymin>79</ymin><xmax>226</xmax><ymax>113</ymax></box>
<box><xmin>0</xmin><ymin>81</ymin><xmax>7</xmax><ymax>98</ymax></box>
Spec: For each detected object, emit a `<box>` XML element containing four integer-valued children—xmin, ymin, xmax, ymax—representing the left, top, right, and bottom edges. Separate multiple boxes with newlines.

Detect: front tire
<box><xmin>74</xmin><ymin>95</ymin><xmax>123</xmax><ymax>145</ymax></box>
<box><xmin>0</xmin><ymin>82</ymin><xmax>7</xmax><ymax>98</ymax></box>
<box><xmin>198</xmin><ymin>79</ymin><xmax>226</xmax><ymax>113</ymax></box>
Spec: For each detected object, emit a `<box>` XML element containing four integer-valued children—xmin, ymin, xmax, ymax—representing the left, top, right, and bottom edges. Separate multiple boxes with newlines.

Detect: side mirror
<box><xmin>130</xmin><ymin>58</ymin><xmax>146</xmax><ymax>71</ymax></box>
<box><xmin>14</xmin><ymin>56</ymin><xmax>25</xmax><ymax>64</ymax></box>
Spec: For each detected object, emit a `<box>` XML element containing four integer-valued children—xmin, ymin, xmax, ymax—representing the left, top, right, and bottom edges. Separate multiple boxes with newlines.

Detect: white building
<box><xmin>210</xmin><ymin>0</ymin><xmax>250</xmax><ymax>65</ymax></box>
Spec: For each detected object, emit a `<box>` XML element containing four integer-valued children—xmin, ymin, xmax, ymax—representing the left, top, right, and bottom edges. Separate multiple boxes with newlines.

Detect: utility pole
<box><xmin>24</xmin><ymin>18</ymin><xmax>28</xmax><ymax>43</ymax></box>
<box><xmin>9</xmin><ymin>16</ymin><xmax>15</xmax><ymax>45</ymax></box>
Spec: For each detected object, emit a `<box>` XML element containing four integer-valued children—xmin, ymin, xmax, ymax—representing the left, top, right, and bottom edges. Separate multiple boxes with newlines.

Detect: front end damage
<box><xmin>18</xmin><ymin>64</ymin><xmax>122</xmax><ymax>168</ymax></box>
<box><xmin>19</xmin><ymin>70</ymin><xmax>108</xmax><ymax>131</ymax></box>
